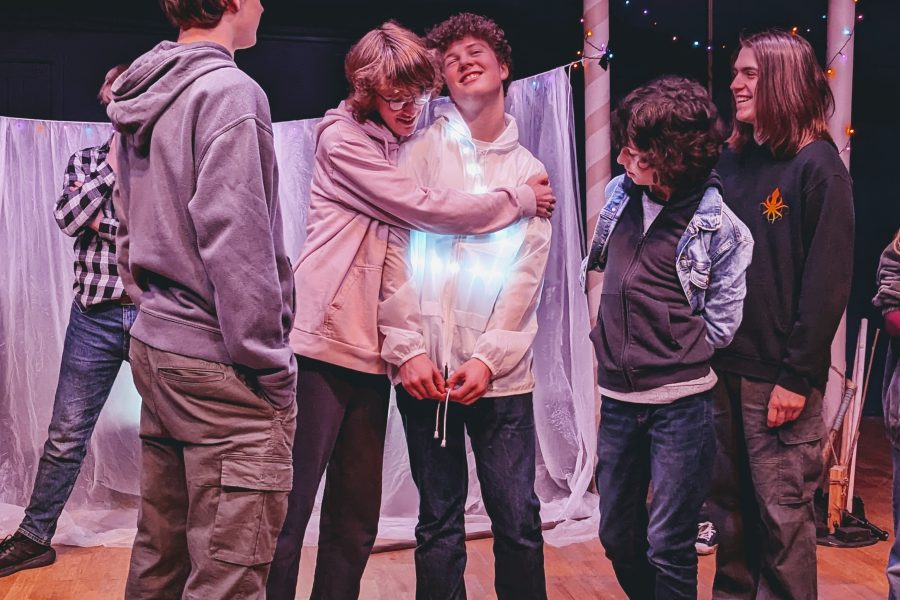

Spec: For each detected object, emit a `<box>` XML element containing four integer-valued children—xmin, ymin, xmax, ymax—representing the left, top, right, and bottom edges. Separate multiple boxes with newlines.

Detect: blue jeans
<box><xmin>885</xmin><ymin>342</ymin><xmax>900</xmax><ymax>599</ymax></box>
<box><xmin>596</xmin><ymin>392</ymin><xmax>715</xmax><ymax>600</ymax></box>
<box><xmin>396</xmin><ymin>387</ymin><xmax>546</xmax><ymax>600</ymax></box>
<box><xmin>890</xmin><ymin>446</ymin><xmax>900</xmax><ymax>600</ymax></box>
<box><xmin>18</xmin><ymin>300</ymin><xmax>136</xmax><ymax>545</ymax></box>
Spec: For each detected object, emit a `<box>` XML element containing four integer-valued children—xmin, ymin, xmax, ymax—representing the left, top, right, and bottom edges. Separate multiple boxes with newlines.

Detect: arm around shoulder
<box><xmin>324</xmin><ymin>126</ymin><xmax>536</xmax><ymax>235</ymax></box>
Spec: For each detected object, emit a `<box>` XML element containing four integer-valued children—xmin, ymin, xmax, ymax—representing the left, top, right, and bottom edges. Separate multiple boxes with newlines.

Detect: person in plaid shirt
<box><xmin>56</xmin><ymin>136</ymin><xmax>123</xmax><ymax>307</ymax></box>
<box><xmin>0</xmin><ymin>64</ymin><xmax>132</xmax><ymax>579</ymax></box>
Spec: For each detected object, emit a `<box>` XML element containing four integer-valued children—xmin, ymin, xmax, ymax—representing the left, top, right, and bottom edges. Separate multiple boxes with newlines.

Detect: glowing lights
<box><xmin>791</xmin><ymin>26</ymin><xmax>799</xmax><ymax>35</ymax></box>
<box><xmin>842</xmin><ymin>26</ymin><xmax>852</xmax><ymax>36</ymax></box>
<box><xmin>846</xmin><ymin>126</ymin><xmax>856</xmax><ymax>137</ymax></box>
<box><xmin>826</xmin><ymin>67</ymin><xmax>836</xmax><ymax>78</ymax></box>
<box><xmin>430</xmin><ymin>254</ymin><xmax>444</xmax><ymax>274</ymax></box>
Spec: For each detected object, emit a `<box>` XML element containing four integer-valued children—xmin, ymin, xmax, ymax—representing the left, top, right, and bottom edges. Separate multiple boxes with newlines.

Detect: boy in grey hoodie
<box><xmin>107</xmin><ymin>1</ymin><xmax>296</xmax><ymax>598</ymax></box>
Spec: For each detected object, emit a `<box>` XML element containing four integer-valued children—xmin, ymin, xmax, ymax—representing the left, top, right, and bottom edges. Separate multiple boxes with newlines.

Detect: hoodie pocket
<box><xmin>324</xmin><ymin>264</ymin><xmax>383</xmax><ymax>350</ymax></box>
<box><xmin>628</xmin><ymin>294</ymin><xmax>681</xmax><ymax>357</ymax></box>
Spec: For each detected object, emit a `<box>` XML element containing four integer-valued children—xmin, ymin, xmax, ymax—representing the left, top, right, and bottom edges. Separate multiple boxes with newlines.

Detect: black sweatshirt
<box><xmin>713</xmin><ymin>140</ymin><xmax>854</xmax><ymax>396</ymax></box>
<box><xmin>591</xmin><ymin>176</ymin><xmax>715</xmax><ymax>393</ymax></box>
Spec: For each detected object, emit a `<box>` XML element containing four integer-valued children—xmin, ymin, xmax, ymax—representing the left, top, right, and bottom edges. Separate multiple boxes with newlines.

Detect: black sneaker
<box><xmin>695</xmin><ymin>521</ymin><xmax>719</xmax><ymax>555</ymax></box>
<box><xmin>0</xmin><ymin>532</ymin><xmax>56</xmax><ymax>577</ymax></box>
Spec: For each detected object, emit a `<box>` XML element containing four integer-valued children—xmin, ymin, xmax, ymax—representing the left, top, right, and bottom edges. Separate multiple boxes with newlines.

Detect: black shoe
<box><xmin>0</xmin><ymin>532</ymin><xmax>56</xmax><ymax>577</ymax></box>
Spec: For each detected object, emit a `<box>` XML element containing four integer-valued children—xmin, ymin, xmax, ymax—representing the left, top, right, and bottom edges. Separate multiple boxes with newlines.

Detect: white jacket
<box><xmin>379</xmin><ymin>103</ymin><xmax>552</xmax><ymax>397</ymax></box>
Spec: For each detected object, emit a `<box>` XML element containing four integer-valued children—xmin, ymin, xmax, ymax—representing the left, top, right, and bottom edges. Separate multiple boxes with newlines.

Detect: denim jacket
<box><xmin>582</xmin><ymin>174</ymin><xmax>754</xmax><ymax>349</ymax></box>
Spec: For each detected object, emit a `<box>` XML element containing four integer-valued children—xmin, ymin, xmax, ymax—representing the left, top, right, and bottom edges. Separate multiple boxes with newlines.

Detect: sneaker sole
<box><xmin>0</xmin><ymin>548</ymin><xmax>56</xmax><ymax>578</ymax></box>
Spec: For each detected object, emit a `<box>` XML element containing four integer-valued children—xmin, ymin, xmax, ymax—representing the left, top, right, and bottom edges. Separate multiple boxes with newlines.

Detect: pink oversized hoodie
<box><xmin>291</xmin><ymin>102</ymin><xmax>538</xmax><ymax>374</ymax></box>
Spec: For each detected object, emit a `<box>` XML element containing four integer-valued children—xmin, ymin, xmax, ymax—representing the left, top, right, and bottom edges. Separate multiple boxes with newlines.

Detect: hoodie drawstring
<box><xmin>433</xmin><ymin>365</ymin><xmax>451</xmax><ymax>447</ymax></box>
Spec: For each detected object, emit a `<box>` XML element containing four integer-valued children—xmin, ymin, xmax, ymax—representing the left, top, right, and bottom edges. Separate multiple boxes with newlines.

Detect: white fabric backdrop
<box><xmin>0</xmin><ymin>67</ymin><xmax>598</xmax><ymax>548</ymax></box>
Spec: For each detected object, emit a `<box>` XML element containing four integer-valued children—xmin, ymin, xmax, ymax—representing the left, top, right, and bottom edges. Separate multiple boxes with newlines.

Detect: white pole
<box><xmin>822</xmin><ymin>0</ymin><xmax>856</xmax><ymax>435</ymax></box>
<box><xmin>583</xmin><ymin>0</ymin><xmax>611</xmax><ymax>429</ymax></box>
<box><xmin>583</xmin><ymin>0</ymin><xmax>611</xmax><ymax>327</ymax></box>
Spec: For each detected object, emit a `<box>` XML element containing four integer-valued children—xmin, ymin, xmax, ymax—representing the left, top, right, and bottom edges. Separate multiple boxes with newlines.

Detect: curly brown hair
<box><xmin>158</xmin><ymin>0</ymin><xmax>228</xmax><ymax>30</ymax></box>
<box><xmin>425</xmin><ymin>13</ymin><xmax>513</xmax><ymax>94</ymax></box>
<box><xmin>612</xmin><ymin>76</ymin><xmax>725</xmax><ymax>191</ymax></box>
<box><xmin>344</xmin><ymin>21</ymin><xmax>442</xmax><ymax>123</ymax></box>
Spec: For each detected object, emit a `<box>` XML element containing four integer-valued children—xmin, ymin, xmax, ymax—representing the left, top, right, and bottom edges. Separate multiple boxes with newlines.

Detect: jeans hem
<box><xmin>17</xmin><ymin>526</ymin><xmax>52</xmax><ymax>547</ymax></box>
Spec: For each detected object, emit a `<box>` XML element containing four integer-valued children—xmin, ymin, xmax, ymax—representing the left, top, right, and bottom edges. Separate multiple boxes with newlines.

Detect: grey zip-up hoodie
<box><xmin>108</xmin><ymin>41</ymin><xmax>296</xmax><ymax>408</ymax></box>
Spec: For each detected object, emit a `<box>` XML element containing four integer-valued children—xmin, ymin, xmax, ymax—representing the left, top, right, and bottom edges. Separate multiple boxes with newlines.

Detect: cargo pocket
<box><xmin>776</xmin><ymin>408</ymin><xmax>825</xmax><ymax>506</ymax></box>
<box><xmin>209</xmin><ymin>455</ymin><xmax>293</xmax><ymax>566</ymax></box>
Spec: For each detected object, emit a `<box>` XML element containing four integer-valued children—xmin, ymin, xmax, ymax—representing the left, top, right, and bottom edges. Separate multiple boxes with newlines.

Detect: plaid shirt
<box><xmin>54</xmin><ymin>138</ymin><xmax>125</xmax><ymax>308</ymax></box>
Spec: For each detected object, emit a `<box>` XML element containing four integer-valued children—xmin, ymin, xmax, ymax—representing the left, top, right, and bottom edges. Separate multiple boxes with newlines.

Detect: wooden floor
<box><xmin>1</xmin><ymin>418</ymin><xmax>894</xmax><ymax>599</ymax></box>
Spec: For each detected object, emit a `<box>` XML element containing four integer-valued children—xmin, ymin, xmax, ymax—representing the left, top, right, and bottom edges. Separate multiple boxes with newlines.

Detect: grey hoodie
<box><xmin>108</xmin><ymin>41</ymin><xmax>296</xmax><ymax>408</ymax></box>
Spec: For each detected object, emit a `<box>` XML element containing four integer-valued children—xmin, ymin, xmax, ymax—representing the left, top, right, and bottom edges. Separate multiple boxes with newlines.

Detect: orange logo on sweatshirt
<box><xmin>761</xmin><ymin>187</ymin><xmax>788</xmax><ymax>223</ymax></box>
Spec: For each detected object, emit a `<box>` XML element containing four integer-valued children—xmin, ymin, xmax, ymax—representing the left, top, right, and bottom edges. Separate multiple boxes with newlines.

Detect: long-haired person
<box><xmin>266</xmin><ymin>22</ymin><xmax>555</xmax><ymax>600</ymax></box>
<box><xmin>708</xmin><ymin>30</ymin><xmax>855</xmax><ymax>599</ymax></box>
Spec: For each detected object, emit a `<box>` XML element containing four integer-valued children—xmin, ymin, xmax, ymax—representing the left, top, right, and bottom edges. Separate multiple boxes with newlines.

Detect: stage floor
<box><xmin>1</xmin><ymin>417</ymin><xmax>893</xmax><ymax>599</ymax></box>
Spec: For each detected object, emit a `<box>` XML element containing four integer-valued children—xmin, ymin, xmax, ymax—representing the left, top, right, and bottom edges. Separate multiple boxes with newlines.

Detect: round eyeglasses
<box><xmin>377</xmin><ymin>93</ymin><xmax>431</xmax><ymax>111</ymax></box>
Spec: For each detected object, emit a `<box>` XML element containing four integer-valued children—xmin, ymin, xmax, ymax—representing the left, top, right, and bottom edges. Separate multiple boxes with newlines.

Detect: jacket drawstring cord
<box><xmin>441</xmin><ymin>387</ymin><xmax>450</xmax><ymax>448</ymax></box>
<box><xmin>434</xmin><ymin>365</ymin><xmax>450</xmax><ymax>447</ymax></box>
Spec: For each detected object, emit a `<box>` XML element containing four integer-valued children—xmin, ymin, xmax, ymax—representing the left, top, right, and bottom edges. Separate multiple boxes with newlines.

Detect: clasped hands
<box><xmin>399</xmin><ymin>354</ymin><xmax>492</xmax><ymax>406</ymax></box>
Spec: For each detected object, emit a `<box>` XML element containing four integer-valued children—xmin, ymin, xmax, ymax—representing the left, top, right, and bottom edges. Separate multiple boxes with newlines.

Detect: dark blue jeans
<box><xmin>396</xmin><ymin>386</ymin><xmax>546</xmax><ymax>600</ymax></box>
<box><xmin>596</xmin><ymin>392</ymin><xmax>715</xmax><ymax>600</ymax></box>
<box><xmin>886</xmin><ymin>342</ymin><xmax>900</xmax><ymax>599</ymax></box>
<box><xmin>18</xmin><ymin>300</ymin><xmax>136</xmax><ymax>545</ymax></box>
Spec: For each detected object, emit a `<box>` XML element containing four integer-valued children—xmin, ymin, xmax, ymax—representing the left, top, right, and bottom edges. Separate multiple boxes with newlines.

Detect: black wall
<box><xmin>0</xmin><ymin>0</ymin><xmax>583</xmax><ymax>122</ymax></box>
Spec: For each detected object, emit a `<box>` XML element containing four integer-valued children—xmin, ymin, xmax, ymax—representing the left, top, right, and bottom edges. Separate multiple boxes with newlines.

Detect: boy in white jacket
<box><xmin>379</xmin><ymin>13</ymin><xmax>552</xmax><ymax>600</ymax></box>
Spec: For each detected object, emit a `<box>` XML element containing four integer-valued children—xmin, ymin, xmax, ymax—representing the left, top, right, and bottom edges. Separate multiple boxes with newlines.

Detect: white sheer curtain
<box><xmin>0</xmin><ymin>67</ymin><xmax>598</xmax><ymax>548</ymax></box>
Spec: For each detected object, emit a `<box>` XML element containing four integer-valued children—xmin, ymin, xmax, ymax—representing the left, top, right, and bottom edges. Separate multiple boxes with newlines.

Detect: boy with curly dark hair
<box><xmin>583</xmin><ymin>75</ymin><xmax>754</xmax><ymax>599</ymax></box>
<box><xmin>425</xmin><ymin>12</ymin><xmax>514</xmax><ymax>93</ymax></box>
<box><xmin>378</xmin><ymin>12</ymin><xmax>550</xmax><ymax>600</ymax></box>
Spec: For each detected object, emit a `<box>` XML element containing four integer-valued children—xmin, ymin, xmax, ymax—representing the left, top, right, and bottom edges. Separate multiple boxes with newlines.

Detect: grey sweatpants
<box><xmin>125</xmin><ymin>338</ymin><xmax>296</xmax><ymax>600</ymax></box>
